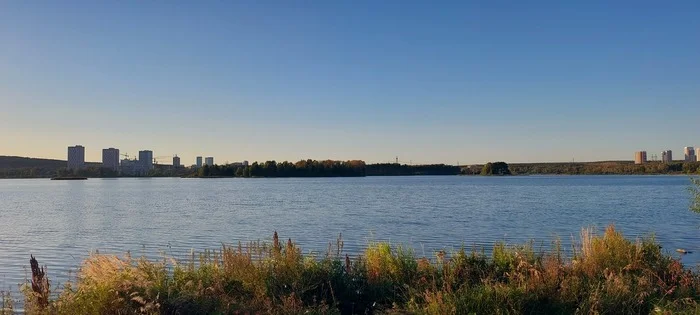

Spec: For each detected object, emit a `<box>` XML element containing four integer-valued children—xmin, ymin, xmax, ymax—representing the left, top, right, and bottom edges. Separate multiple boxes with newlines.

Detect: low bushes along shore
<box><xmin>4</xmin><ymin>226</ymin><xmax>699</xmax><ymax>314</ymax></box>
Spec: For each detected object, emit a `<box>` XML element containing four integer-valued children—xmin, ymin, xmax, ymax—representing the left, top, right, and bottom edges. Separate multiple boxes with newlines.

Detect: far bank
<box><xmin>2</xmin><ymin>156</ymin><xmax>700</xmax><ymax>178</ymax></box>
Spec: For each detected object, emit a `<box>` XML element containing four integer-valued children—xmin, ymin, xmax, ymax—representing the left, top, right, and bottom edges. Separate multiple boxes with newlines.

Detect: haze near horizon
<box><xmin>1</xmin><ymin>1</ymin><xmax>699</xmax><ymax>165</ymax></box>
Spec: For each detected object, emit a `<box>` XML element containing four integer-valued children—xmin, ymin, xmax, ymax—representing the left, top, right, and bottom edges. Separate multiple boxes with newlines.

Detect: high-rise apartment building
<box><xmin>205</xmin><ymin>157</ymin><xmax>214</xmax><ymax>166</ymax></box>
<box><xmin>685</xmin><ymin>147</ymin><xmax>696</xmax><ymax>162</ymax></box>
<box><xmin>696</xmin><ymin>148</ymin><xmax>700</xmax><ymax>162</ymax></box>
<box><xmin>196</xmin><ymin>156</ymin><xmax>203</xmax><ymax>168</ymax></box>
<box><xmin>139</xmin><ymin>150</ymin><xmax>154</xmax><ymax>171</ymax></box>
<box><xmin>173</xmin><ymin>155</ymin><xmax>181</xmax><ymax>168</ymax></box>
<box><xmin>661</xmin><ymin>150</ymin><xmax>673</xmax><ymax>163</ymax></box>
<box><xmin>634</xmin><ymin>151</ymin><xmax>647</xmax><ymax>165</ymax></box>
<box><xmin>102</xmin><ymin>148</ymin><xmax>120</xmax><ymax>171</ymax></box>
<box><xmin>67</xmin><ymin>145</ymin><xmax>86</xmax><ymax>169</ymax></box>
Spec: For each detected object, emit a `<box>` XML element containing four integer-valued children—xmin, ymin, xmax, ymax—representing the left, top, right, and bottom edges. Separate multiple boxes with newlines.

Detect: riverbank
<box><xmin>9</xmin><ymin>226</ymin><xmax>700</xmax><ymax>314</ymax></box>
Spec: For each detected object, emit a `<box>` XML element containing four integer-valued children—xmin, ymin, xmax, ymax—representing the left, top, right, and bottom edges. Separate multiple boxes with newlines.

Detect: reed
<box><xmin>11</xmin><ymin>226</ymin><xmax>700</xmax><ymax>314</ymax></box>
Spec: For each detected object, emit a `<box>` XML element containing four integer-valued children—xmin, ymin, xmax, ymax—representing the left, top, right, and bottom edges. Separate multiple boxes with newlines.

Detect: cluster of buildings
<box><xmin>67</xmin><ymin>145</ymin><xmax>184</xmax><ymax>176</ymax></box>
<box><xmin>66</xmin><ymin>145</ymin><xmax>248</xmax><ymax>176</ymax></box>
<box><xmin>191</xmin><ymin>156</ymin><xmax>250</xmax><ymax>168</ymax></box>
<box><xmin>634</xmin><ymin>147</ymin><xmax>699</xmax><ymax>164</ymax></box>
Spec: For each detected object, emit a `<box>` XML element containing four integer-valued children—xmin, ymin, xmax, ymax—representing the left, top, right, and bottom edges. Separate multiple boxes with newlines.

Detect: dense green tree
<box><xmin>480</xmin><ymin>163</ymin><xmax>492</xmax><ymax>176</ymax></box>
<box><xmin>683</xmin><ymin>162</ymin><xmax>700</xmax><ymax>174</ymax></box>
<box><xmin>199</xmin><ymin>165</ymin><xmax>211</xmax><ymax>177</ymax></box>
<box><xmin>480</xmin><ymin>162</ymin><xmax>511</xmax><ymax>176</ymax></box>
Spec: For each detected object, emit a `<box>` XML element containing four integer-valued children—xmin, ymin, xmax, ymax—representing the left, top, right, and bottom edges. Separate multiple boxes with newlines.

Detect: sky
<box><xmin>1</xmin><ymin>1</ymin><xmax>699</xmax><ymax>165</ymax></box>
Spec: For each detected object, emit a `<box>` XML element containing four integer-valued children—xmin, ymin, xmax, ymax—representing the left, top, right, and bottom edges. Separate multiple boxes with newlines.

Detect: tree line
<box><xmin>0</xmin><ymin>160</ymin><xmax>466</xmax><ymax>178</ymax></box>
<box><xmin>192</xmin><ymin>160</ymin><xmax>367</xmax><ymax>178</ymax></box>
<box><xmin>463</xmin><ymin>161</ymin><xmax>700</xmax><ymax>175</ymax></box>
<box><xmin>365</xmin><ymin>163</ymin><xmax>460</xmax><ymax>176</ymax></box>
<box><xmin>8</xmin><ymin>160</ymin><xmax>696</xmax><ymax>179</ymax></box>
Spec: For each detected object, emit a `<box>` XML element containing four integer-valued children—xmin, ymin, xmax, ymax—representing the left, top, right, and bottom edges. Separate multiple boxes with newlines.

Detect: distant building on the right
<box><xmin>685</xmin><ymin>147</ymin><xmax>696</xmax><ymax>162</ymax></box>
<box><xmin>661</xmin><ymin>150</ymin><xmax>673</xmax><ymax>163</ymax></box>
<box><xmin>634</xmin><ymin>151</ymin><xmax>647</xmax><ymax>165</ymax></box>
<box><xmin>696</xmin><ymin>148</ymin><xmax>700</xmax><ymax>162</ymax></box>
<box><xmin>205</xmin><ymin>157</ymin><xmax>214</xmax><ymax>166</ymax></box>
<box><xmin>173</xmin><ymin>155</ymin><xmax>181</xmax><ymax>168</ymax></box>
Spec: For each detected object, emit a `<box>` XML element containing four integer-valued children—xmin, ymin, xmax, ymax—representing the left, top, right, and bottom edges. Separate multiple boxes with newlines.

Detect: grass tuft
<box><xmin>0</xmin><ymin>291</ymin><xmax>13</xmax><ymax>315</ymax></box>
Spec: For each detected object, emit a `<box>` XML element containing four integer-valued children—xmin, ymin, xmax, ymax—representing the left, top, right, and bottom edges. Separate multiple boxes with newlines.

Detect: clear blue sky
<box><xmin>1</xmin><ymin>1</ymin><xmax>699</xmax><ymax>164</ymax></box>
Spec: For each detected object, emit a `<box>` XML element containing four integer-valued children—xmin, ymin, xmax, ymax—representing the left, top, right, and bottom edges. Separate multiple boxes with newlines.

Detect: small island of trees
<box><xmin>479</xmin><ymin>162</ymin><xmax>512</xmax><ymax>176</ymax></box>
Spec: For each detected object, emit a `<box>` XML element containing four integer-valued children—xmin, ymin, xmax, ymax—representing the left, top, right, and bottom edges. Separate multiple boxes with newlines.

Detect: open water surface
<box><xmin>1</xmin><ymin>175</ymin><xmax>698</xmax><ymax>291</ymax></box>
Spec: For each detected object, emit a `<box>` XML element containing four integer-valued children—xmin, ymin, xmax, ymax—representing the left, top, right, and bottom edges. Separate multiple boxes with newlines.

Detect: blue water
<box><xmin>0</xmin><ymin>175</ymin><xmax>698</xmax><ymax>292</ymax></box>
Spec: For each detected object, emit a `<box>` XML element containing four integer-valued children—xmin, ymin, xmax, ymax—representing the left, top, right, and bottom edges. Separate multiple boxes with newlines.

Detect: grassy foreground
<box><xmin>7</xmin><ymin>226</ymin><xmax>700</xmax><ymax>314</ymax></box>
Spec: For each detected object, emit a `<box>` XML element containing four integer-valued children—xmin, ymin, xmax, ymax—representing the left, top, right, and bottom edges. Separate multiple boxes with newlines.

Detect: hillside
<box><xmin>0</xmin><ymin>156</ymin><xmax>102</xmax><ymax>178</ymax></box>
<box><xmin>0</xmin><ymin>156</ymin><xmax>69</xmax><ymax>169</ymax></box>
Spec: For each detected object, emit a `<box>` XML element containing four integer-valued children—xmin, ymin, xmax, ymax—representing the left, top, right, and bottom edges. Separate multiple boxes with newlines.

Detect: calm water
<box><xmin>1</xmin><ymin>175</ymin><xmax>698</xmax><ymax>291</ymax></box>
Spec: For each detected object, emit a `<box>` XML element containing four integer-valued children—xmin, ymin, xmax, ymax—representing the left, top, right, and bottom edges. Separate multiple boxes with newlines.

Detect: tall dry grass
<box><xmin>7</xmin><ymin>225</ymin><xmax>700</xmax><ymax>314</ymax></box>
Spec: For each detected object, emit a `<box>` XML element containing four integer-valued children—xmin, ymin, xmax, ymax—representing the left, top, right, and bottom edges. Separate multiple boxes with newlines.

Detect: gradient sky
<box><xmin>1</xmin><ymin>1</ymin><xmax>699</xmax><ymax>165</ymax></box>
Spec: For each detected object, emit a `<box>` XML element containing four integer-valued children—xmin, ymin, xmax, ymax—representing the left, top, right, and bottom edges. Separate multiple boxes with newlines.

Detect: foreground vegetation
<box><xmin>8</xmin><ymin>226</ymin><xmax>699</xmax><ymax>314</ymax></box>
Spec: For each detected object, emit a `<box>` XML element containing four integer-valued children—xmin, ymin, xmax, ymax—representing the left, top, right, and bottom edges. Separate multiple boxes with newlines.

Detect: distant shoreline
<box><xmin>1</xmin><ymin>155</ymin><xmax>699</xmax><ymax>178</ymax></box>
<box><xmin>0</xmin><ymin>174</ymin><xmax>695</xmax><ymax>181</ymax></box>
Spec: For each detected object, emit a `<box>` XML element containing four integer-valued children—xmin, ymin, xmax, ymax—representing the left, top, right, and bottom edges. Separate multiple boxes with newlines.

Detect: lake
<box><xmin>1</xmin><ymin>175</ymin><xmax>698</xmax><ymax>292</ymax></box>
